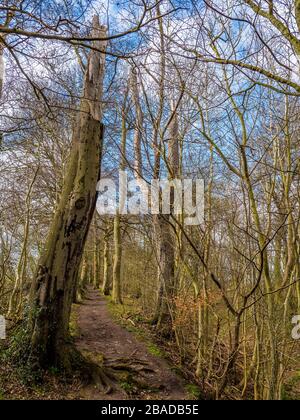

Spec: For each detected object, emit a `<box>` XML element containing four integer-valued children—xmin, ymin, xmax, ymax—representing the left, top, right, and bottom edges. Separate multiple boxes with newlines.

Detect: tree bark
<box><xmin>75</xmin><ymin>252</ymin><xmax>89</xmax><ymax>303</ymax></box>
<box><xmin>154</xmin><ymin>101</ymin><xmax>179</xmax><ymax>333</ymax></box>
<box><xmin>7</xmin><ymin>168</ymin><xmax>39</xmax><ymax>319</ymax></box>
<box><xmin>102</xmin><ymin>230</ymin><xmax>112</xmax><ymax>296</ymax></box>
<box><xmin>112</xmin><ymin>211</ymin><xmax>122</xmax><ymax>304</ymax></box>
<box><xmin>296</xmin><ymin>0</ymin><xmax>300</xmax><ymax>33</ymax></box>
<box><xmin>0</xmin><ymin>30</ymin><xmax>5</xmax><ymax>148</ymax></box>
<box><xmin>131</xmin><ymin>67</ymin><xmax>143</xmax><ymax>179</ymax></box>
<box><xmin>26</xmin><ymin>16</ymin><xmax>107</xmax><ymax>370</ymax></box>
<box><xmin>112</xmin><ymin>96</ymin><xmax>127</xmax><ymax>304</ymax></box>
<box><xmin>92</xmin><ymin>222</ymin><xmax>100</xmax><ymax>289</ymax></box>
<box><xmin>0</xmin><ymin>43</ymin><xmax>3</xmax><ymax>101</ymax></box>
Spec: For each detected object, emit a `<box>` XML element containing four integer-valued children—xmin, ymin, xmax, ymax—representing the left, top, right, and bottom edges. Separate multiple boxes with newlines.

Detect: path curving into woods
<box><xmin>73</xmin><ymin>288</ymin><xmax>188</xmax><ymax>400</ymax></box>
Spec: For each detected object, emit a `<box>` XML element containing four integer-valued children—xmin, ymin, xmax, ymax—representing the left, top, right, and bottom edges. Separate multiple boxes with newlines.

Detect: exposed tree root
<box><xmin>81</xmin><ymin>354</ymin><xmax>157</xmax><ymax>394</ymax></box>
<box><xmin>8</xmin><ymin>316</ymin><xmax>157</xmax><ymax>396</ymax></box>
<box><xmin>106</xmin><ymin>357</ymin><xmax>155</xmax><ymax>371</ymax></box>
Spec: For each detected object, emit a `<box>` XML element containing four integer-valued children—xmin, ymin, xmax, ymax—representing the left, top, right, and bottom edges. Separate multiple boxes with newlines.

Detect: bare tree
<box><xmin>26</xmin><ymin>16</ymin><xmax>107</xmax><ymax>371</ymax></box>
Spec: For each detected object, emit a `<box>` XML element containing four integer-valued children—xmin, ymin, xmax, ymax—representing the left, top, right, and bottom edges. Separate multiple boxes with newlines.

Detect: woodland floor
<box><xmin>71</xmin><ymin>288</ymin><xmax>189</xmax><ymax>400</ymax></box>
<box><xmin>0</xmin><ymin>288</ymin><xmax>190</xmax><ymax>400</ymax></box>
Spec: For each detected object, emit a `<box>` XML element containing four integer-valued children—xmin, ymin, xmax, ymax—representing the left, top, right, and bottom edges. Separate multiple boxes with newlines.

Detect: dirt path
<box><xmin>73</xmin><ymin>288</ymin><xmax>188</xmax><ymax>400</ymax></box>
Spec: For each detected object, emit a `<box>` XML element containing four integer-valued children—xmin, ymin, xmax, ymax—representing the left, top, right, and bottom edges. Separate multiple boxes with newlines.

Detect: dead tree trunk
<box><xmin>26</xmin><ymin>16</ymin><xmax>107</xmax><ymax>371</ymax></box>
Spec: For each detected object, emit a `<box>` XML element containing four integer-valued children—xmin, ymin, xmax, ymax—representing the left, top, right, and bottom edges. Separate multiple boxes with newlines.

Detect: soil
<box><xmin>72</xmin><ymin>288</ymin><xmax>189</xmax><ymax>400</ymax></box>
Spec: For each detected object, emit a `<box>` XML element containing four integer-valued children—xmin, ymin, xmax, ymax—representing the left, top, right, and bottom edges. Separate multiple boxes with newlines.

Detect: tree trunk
<box><xmin>112</xmin><ymin>96</ymin><xmax>127</xmax><ymax>304</ymax></box>
<box><xmin>131</xmin><ymin>67</ymin><xmax>143</xmax><ymax>179</ymax></box>
<box><xmin>75</xmin><ymin>252</ymin><xmax>89</xmax><ymax>303</ymax></box>
<box><xmin>154</xmin><ymin>101</ymin><xmax>179</xmax><ymax>333</ymax></box>
<box><xmin>102</xmin><ymin>231</ymin><xmax>112</xmax><ymax>296</ymax></box>
<box><xmin>0</xmin><ymin>8</ymin><xmax>20</xmax><ymax>147</ymax></box>
<box><xmin>294</xmin><ymin>0</ymin><xmax>300</xmax><ymax>32</ymax></box>
<box><xmin>26</xmin><ymin>16</ymin><xmax>107</xmax><ymax>370</ymax></box>
<box><xmin>0</xmin><ymin>36</ymin><xmax>4</xmax><ymax>148</ymax></box>
<box><xmin>0</xmin><ymin>43</ymin><xmax>4</xmax><ymax>101</ymax></box>
<box><xmin>112</xmin><ymin>211</ymin><xmax>122</xmax><ymax>304</ymax></box>
<box><xmin>7</xmin><ymin>168</ymin><xmax>39</xmax><ymax>319</ymax></box>
<box><xmin>92</xmin><ymin>222</ymin><xmax>100</xmax><ymax>289</ymax></box>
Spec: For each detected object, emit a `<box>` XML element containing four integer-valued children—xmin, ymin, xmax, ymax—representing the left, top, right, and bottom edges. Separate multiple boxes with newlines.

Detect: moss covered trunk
<box><xmin>27</xmin><ymin>16</ymin><xmax>107</xmax><ymax>370</ymax></box>
<box><xmin>28</xmin><ymin>119</ymin><xmax>104</xmax><ymax>368</ymax></box>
